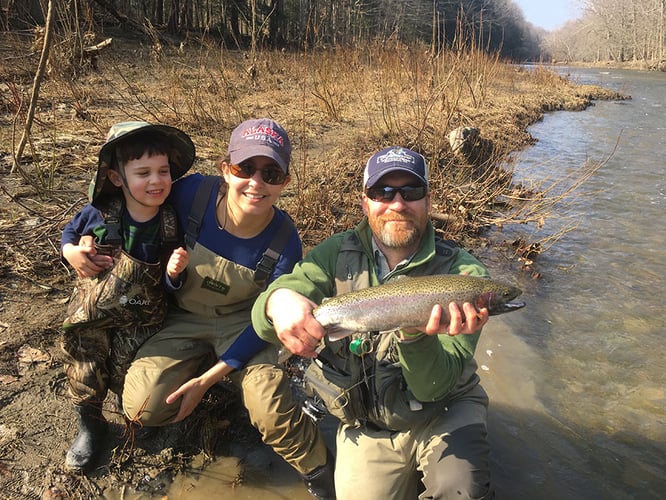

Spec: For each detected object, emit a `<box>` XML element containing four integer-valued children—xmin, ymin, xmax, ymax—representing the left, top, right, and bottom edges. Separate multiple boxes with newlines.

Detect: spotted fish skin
<box><xmin>313</xmin><ymin>274</ymin><xmax>525</xmax><ymax>341</ymax></box>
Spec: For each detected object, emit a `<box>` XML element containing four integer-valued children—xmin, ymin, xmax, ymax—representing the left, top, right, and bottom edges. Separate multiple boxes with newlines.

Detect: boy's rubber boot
<box><xmin>65</xmin><ymin>402</ymin><xmax>108</xmax><ymax>471</ymax></box>
<box><xmin>302</xmin><ymin>449</ymin><xmax>336</xmax><ymax>499</ymax></box>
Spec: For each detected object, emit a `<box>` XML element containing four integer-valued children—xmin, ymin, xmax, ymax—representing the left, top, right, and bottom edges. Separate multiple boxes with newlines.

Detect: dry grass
<box><xmin>1</xmin><ymin>30</ymin><xmax>625</xmax><ymax>264</ymax></box>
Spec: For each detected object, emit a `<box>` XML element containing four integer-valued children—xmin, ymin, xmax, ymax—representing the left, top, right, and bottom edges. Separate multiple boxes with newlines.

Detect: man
<box><xmin>252</xmin><ymin>146</ymin><xmax>494</xmax><ymax>499</ymax></box>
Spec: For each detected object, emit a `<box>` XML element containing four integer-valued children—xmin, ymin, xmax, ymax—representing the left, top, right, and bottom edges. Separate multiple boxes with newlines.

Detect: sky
<box><xmin>512</xmin><ymin>0</ymin><xmax>583</xmax><ymax>31</ymax></box>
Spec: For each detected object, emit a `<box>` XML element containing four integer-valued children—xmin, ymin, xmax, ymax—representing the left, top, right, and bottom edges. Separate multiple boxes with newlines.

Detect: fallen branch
<box><xmin>83</xmin><ymin>37</ymin><xmax>112</xmax><ymax>57</ymax></box>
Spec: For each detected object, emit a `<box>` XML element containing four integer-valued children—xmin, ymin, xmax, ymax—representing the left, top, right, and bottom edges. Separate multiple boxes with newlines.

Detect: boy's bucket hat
<box><xmin>90</xmin><ymin>121</ymin><xmax>195</xmax><ymax>207</ymax></box>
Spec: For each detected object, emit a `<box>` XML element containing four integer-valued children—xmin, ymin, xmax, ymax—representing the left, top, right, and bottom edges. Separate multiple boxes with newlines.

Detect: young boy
<box><xmin>60</xmin><ymin>121</ymin><xmax>195</xmax><ymax>471</ymax></box>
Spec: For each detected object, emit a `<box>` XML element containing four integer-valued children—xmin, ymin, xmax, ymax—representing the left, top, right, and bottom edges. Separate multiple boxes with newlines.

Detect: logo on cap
<box><xmin>376</xmin><ymin>147</ymin><xmax>416</xmax><ymax>165</ymax></box>
<box><xmin>241</xmin><ymin>124</ymin><xmax>285</xmax><ymax>147</ymax></box>
<box><xmin>364</xmin><ymin>146</ymin><xmax>428</xmax><ymax>188</ymax></box>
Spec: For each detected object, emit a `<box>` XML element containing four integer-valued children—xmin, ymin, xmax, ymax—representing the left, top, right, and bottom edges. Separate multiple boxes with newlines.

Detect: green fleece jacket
<box><xmin>252</xmin><ymin>218</ymin><xmax>489</xmax><ymax>403</ymax></box>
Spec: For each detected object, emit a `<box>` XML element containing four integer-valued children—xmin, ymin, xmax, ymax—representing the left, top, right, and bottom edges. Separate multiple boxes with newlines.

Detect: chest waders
<box><xmin>303</xmin><ymin>232</ymin><xmax>464</xmax><ymax>431</ymax></box>
<box><xmin>175</xmin><ymin>175</ymin><xmax>295</xmax><ymax>317</ymax></box>
<box><xmin>62</xmin><ymin>197</ymin><xmax>179</xmax><ymax>331</ymax></box>
<box><xmin>62</xmin><ymin>197</ymin><xmax>180</xmax><ymax>471</ymax></box>
<box><xmin>167</xmin><ymin>176</ymin><xmax>336</xmax><ymax>493</ymax></box>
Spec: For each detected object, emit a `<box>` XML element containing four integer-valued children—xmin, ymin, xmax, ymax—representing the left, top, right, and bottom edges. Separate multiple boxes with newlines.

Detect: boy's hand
<box><xmin>166</xmin><ymin>247</ymin><xmax>188</xmax><ymax>281</ymax></box>
<box><xmin>62</xmin><ymin>237</ymin><xmax>113</xmax><ymax>278</ymax></box>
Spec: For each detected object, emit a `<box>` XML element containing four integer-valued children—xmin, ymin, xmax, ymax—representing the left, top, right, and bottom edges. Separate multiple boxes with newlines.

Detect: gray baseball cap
<box><xmin>228</xmin><ymin>118</ymin><xmax>291</xmax><ymax>173</ymax></box>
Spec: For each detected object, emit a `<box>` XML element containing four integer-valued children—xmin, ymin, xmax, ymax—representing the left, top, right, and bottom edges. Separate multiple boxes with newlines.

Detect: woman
<box><xmin>121</xmin><ymin>118</ymin><xmax>334</xmax><ymax>498</ymax></box>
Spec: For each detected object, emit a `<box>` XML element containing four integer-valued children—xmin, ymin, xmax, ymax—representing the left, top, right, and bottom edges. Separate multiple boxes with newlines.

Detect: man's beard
<box><xmin>373</xmin><ymin>218</ymin><xmax>424</xmax><ymax>249</ymax></box>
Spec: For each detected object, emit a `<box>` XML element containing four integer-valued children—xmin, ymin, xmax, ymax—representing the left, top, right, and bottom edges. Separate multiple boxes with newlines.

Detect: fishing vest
<box><xmin>174</xmin><ymin>175</ymin><xmax>296</xmax><ymax>317</ymax></box>
<box><xmin>304</xmin><ymin>231</ymin><xmax>481</xmax><ymax>430</ymax></box>
<box><xmin>62</xmin><ymin>197</ymin><xmax>179</xmax><ymax>331</ymax></box>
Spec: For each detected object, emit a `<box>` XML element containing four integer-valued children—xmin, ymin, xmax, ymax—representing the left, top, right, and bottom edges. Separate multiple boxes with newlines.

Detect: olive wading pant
<box><xmin>334</xmin><ymin>384</ymin><xmax>493</xmax><ymax>500</ymax></box>
<box><xmin>122</xmin><ymin>308</ymin><xmax>327</xmax><ymax>475</ymax></box>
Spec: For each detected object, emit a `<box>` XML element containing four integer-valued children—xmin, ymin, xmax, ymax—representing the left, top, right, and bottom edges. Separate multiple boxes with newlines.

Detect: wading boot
<box><xmin>125</xmin><ymin>418</ymin><xmax>159</xmax><ymax>441</ymax></box>
<box><xmin>65</xmin><ymin>402</ymin><xmax>108</xmax><ymax>471</ymax></box>
<box><xmin>302</xmin><ymin>449</ymin><xmax>336</xmax><ymax>499</ymax></box>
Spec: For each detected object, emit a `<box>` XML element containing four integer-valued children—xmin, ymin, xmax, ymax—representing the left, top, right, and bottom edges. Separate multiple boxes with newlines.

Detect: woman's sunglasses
<box><xmin>229</xmin><ymin>162</ymin><xmax>287</xmax><ymax>185</ymax></box>
<box><xmin>365</xmin><ymin>185</ymin><xmax>427</xmax><ymax>202</ymax></box>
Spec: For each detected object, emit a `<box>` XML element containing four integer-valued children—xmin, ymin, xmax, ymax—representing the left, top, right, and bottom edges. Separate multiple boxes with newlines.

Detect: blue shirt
<box><xmin>61</xmin><ymin>203</ymin><xmax>164</xmax><ymax>263</ymax></box>
<box><xmin>169</xmin><ymin>173</ymin><xmax>302</xmax><ymax>369</ymax></box>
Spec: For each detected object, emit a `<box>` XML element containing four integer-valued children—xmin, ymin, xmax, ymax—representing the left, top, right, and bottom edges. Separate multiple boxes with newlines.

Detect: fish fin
<box><xmin>326</xmin><ymin>325</ymin><xmax>357</xmax><ymax>342</ymax></box>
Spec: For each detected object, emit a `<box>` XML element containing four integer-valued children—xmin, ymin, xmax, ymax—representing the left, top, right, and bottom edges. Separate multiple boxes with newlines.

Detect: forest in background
<box><xmin>5</xmin><ymin>0</ymin><xmax>665</xmax><ymax>69</ymax></box>
<box><xmin>0</xmin><ymin>0</ymin><xmax>543</xmax><ymax>63</ymax></box>
<box><xmin>545</xmin><ymin>0</ymin><xmax>666</xmax><ymax>68</ymax></box>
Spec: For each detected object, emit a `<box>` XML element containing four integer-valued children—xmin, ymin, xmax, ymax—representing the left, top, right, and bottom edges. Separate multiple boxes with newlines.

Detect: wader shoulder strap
<box><xmin>157</xmin><ymin>203</ymin><xmax>180</xmax><ymax>264</ymax></box>
<box><xmin>98</xmin><ymin>197</ymin><xmax>123</xmax><ymax>247</ymax></box>
<box><xmin>183</xmin><ymin>175</ymin><xmax>295</xmax><ymax>286</ymax></box>
<box><xmin>99</xmin><ymin>197</ymin><xmax>180</xmax><ymax>263</ymax></box>
<box><xmin>334</xmin><ymin>231</ymin><xmax>371</xmax><ymax>295</ymax></box>
<box><xmin>159</xmin><ymin>204</ymin><xmax>179</xmax><ymax>245</ymax></box>
<box><xmin>184</xmin><ymin>175</ymin><xmax>220</xmax><ymax>248</ymax></box>
<box><xmin>254</xmin><ymin>214</ymin><xmax>296</xmax><ymax>286</ymax></box>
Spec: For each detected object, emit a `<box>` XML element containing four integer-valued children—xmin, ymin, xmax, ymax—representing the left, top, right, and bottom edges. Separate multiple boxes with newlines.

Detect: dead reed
<box><xmin>1</xmin><ymin>31</ymin><xmax>624</xmax><ymax>267</ymax></box>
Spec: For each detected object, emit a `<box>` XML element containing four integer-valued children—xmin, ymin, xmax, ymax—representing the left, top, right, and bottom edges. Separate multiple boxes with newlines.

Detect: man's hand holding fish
<box><xmin>400</xmin><ymin>301</ymin><xmax>490</xmax><ymax>338</ymax></box>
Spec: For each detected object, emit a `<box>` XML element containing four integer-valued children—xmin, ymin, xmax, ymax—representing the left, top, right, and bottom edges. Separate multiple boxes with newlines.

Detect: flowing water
<box><xmin>478</xmin><ymin>67</ymin><xmax>666</xmax><ymax>500</ymax></box>
<box><xmin>155</xmin><ymin>68</ymin><xmax>665</xmax><ymax>499</ymax></box>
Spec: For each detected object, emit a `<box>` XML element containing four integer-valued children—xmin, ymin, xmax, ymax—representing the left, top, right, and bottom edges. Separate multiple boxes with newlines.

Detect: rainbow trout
<box><xmin>313</xmin><ymin>274</ymin><xmax>525</xmax><ymax>341</ymax></box>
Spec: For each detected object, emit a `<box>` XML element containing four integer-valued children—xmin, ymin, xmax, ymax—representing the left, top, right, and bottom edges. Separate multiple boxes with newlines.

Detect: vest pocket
<box><xmin>304</xmin><ymin>357</ymin><xmax>367</xmax><ymax>426</ymax></box>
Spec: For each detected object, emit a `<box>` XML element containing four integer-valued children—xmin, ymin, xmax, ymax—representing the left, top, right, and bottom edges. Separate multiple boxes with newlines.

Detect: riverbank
<box><xmin>0</xmin><ymin>31</ymin><xmax>627</xmax><ymax>498</ymax></box>
<box><xmin>556</xmin><ymin>59</ymin><xmax>666</xmax><ymax>72</ymax></box>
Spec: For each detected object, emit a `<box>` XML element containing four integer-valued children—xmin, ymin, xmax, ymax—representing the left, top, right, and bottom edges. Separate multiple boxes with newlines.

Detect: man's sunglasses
<box><xmin>229</xmin><ymin>162</ymin><xmax>288</xmax><ymax>185</ymax></box>
<box><xmin>365</xmin><ymin>185</ymin><xmax>427</xmax><ymax>202</ymax></box>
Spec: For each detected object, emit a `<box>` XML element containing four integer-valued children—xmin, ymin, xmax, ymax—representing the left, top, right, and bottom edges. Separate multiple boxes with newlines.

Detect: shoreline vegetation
<box><xmin>3</xmin><ymin>30</ymin><xmax>628</xmax><ymax>259</ymax></box>
<box><xmin>0</xmin><ymin>30</ymin><xmax>627</xmax><ymax>498</ymax></box>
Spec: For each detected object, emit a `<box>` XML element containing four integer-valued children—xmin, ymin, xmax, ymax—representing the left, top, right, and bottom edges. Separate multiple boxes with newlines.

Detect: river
<box><xmin>478</xmin><ymin>66</ymin><xmax>666</xmax><ymax>500</ymax></box>
<box><xmin>161</xmin><ymin>68</ymin><xmax>665</xmax><ymax>499</ymax></box>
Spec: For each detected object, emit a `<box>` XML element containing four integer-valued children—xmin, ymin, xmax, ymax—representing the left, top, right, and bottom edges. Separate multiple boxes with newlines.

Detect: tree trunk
<box><xmin>168</xmin><ymin>0</ymin><xmax>180</xmax><ymax>34</ymax></box>
<box><xmin>155</xmin><ymin>0</ymin><xmax>164</xmax><ymax>25</ymax></box>
<box><xmin>12</xmin><ymin>0</ymin><xmax>54</xmax><ymax>175</ymax></box>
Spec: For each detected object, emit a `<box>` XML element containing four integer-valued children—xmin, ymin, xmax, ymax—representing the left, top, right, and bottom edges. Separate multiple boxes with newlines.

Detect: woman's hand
<box><xmin>165</xmin><ymin>360</ymin><xmax>233</xmax><ymax>423</ymax></box>
<box><xmin>165</xmin><ymin>377</ymin><xmax>208</xmax><ymax>423</ymax></box>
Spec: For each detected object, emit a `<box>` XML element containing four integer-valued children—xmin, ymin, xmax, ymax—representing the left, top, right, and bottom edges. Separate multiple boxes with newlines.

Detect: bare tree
<box><xmin>556</xmin><ymin>0</ymin><xmax>666</xmax><ymax>66</ymax></box>
<box><xmin>12</xmin><ymin>0</ymin><xmax>54</xmax><ymax>176</ymax></box>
